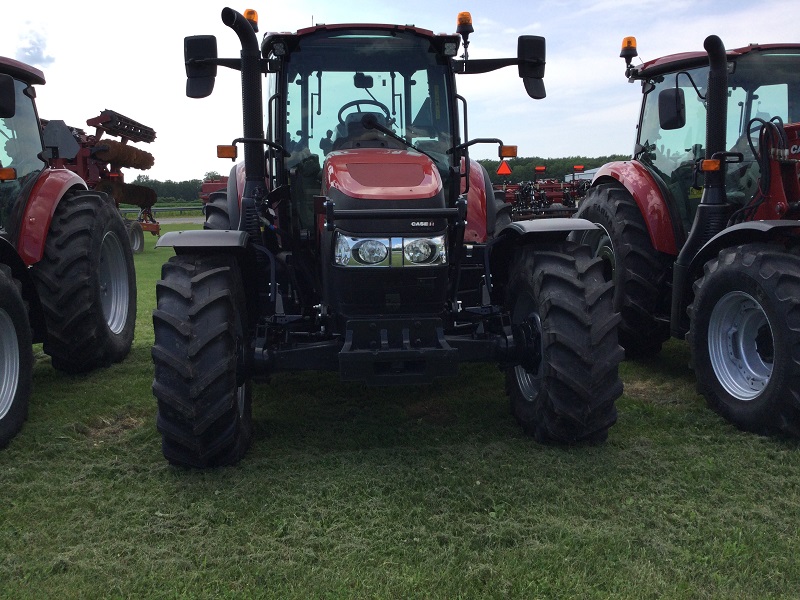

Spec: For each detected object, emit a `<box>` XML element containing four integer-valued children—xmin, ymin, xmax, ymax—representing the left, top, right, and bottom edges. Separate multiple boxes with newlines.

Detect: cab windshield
<box><xmin>280</xmin><ymin>30</ymin><xmax>454</xmax><ymax>172</ymax></box>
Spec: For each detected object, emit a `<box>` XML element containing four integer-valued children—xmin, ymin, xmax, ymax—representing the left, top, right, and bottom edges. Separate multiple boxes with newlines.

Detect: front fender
<box><xmin>689</xmin><ymin>220</ymin><xmax>800</xmax><ymax>277</ymax></box>
<box><xmin>156</xmin><ymin>229</ymin><xmax>250</xmax><ymax>250</ymax></box>
<box><xmin>459</xmin><ymin>159</ymin><xmax>489</xmax><ymax>243</ymax></box>
<box><xmin>498</xmin><ymin>217</ymin><xmax>598</xmax><ymax>243</ymax></box>
<box><xmin>18</xmin><ymin>169</ymin><xmax>87</xmax><ymax>265</ymax></box>
<box><xmin>488</xmin><ymin>218</ymin><xmax>600</xmax><ymax>304</ymax></box>
<box><xmin>592</xmin><ymin>161</ymin><xmax>680</xmax><ymax>255</ymax></box>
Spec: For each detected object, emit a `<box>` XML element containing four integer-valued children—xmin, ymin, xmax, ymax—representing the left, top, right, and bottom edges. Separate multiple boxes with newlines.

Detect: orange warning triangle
<box><xmin>496</xmin><ymin>160</ymin><xmax>512</xmax><ymax>176</ymax></box>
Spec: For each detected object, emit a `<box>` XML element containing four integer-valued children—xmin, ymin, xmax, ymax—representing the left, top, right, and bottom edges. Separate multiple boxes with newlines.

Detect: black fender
<box><xmin>155</xmin><ymin>229</ymin><xmax>262</xmax><ymax>329</ymax></box>
<box><xmin>156</xmin><ymin>229</ymin><xmax>250</xmax><ymax>251</ymax></box>
<box><xmin>497</xmin><ymin>217</ymin><xmax>598</xmax><ymax>243</ymax></box>
<box><xmin>488</xmin><ymin>217</ymin><xmax>600</xmax><ymax>299</ymax></box>
<box><xmin>667</xmin><ymin>220</ymin><xmax>800</xmax><ymax>337</ymax></box>
<box><xmin>689</xmin><ymin>220</ymin><xmax>800</xmax><ymax>278</ymax></box>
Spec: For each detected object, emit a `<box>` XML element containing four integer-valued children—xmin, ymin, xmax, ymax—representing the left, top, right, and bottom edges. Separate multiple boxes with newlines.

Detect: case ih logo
<box><xmin>411</xmin><ymin>221</ymin><xmax>435</xmax><ymax>227</ymax></box>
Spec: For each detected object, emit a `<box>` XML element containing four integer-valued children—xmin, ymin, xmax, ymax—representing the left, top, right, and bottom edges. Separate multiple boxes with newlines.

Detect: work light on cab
<box><xmin>244</xmin><ymin>9</ymin><xmax>258</xmax><ymax>32</ymax></box>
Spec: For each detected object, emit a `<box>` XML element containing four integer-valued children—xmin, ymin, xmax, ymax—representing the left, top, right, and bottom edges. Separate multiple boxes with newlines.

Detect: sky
<box><xmin>4</xmin><ymin>0</ymin><xmax>797</xmax><ymax>182</ymax></box>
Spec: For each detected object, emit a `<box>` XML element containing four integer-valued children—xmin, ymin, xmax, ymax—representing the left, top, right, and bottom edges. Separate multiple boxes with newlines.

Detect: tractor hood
<box><xmin>323</xmin><ymin>149</ymin><xmax>442</xmax><ymax>200</ymax></box>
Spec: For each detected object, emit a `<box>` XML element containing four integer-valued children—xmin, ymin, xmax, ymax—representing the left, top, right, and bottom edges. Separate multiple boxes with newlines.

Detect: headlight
<box><xmin>403</xmin><ymin>236</ymin><xmax>445</xmax><ymax>264</ymax></box>
<box><xmin>334</xmin><ymin>235</ymin><xmax>352</xmax><ymax>266</ymax></box>
<box><xmin>333</xmin><ymin>234</ymin><xmax>445</xmax><ymax>267</ymax></box>
<box><xmin>404</xmin><ymin>238</ymin><xmax>433</xmax><ymax>263</ymax></box>
<box><xmin>356</xmin><ymin>239</ymin><xmax>389</xmax><ymax>264</ymax></box>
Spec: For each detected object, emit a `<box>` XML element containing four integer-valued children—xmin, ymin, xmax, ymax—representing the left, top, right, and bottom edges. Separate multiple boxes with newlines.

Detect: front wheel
<box><xmin>505</xmin><ymin>242</ymin><xmax>623</xmax><ymax>443</ymax></box>
<box><xmin>687</xmin><ymin>244</ymin><xmax>800</xmax><ymax>435</ymax></box>
<box><xmin>0</xmin><ymin>265</ymin><xmax>33</xmax><ymax>448</ymax></box>
<box><xmin>126</xmin><ymin>220</ymin><xmax>144</xmax><ymax>254</ymax></box>
<box><xmin>152</xmin><ymin>254</ymin><xmax>253</xmax><ymax>467</ymax></box>
<box><xmin>31</xmin><ymin>191</ymin><xmax>136</xmax><ymax>373</ymax></box>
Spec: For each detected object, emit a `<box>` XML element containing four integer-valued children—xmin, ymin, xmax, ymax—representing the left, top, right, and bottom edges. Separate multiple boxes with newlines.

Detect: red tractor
<box><xmin>574</xmin><ymin>36</ymin><xmax>800</xmax><ymax>434</ymax></box>
<box><xmin>53</xmin><ymin>110</ymin><xmax>160</xmax><ymax>254</ymax></box>
<box><xmin>152</xmin><ymin>9</ymin><xmax>623</xmax><ymax>467</ymax></box>
<box><xmin>0</xmin><ymin>57</ymin><xmax>137</xmax><ymax>447</ymax></box>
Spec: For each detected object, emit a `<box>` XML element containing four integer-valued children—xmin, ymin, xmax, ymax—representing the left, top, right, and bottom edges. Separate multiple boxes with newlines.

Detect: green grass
<box><xmin>2</xmin><ymin>224</ymin><xmax>800</xmax><ymax>598</ymax></box>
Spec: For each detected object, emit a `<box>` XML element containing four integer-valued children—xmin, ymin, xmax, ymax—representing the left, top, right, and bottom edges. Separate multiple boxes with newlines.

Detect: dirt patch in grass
<box><xmin>67</xmin><ymin>410</ymin><xmax>148</xmax><ymax>442</ymax></box>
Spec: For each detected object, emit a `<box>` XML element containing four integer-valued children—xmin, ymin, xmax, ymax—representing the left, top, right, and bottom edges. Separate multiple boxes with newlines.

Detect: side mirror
<box><xmin>0</xmin><ymin>74</ymin><xmax>16</xmax><ymax>118</ymax></box>
<box><xmin>185</xmin><ymin>35</ymin><xmax>218</xmax><ymax>99</ymax></box>
<box><xmin>517</xmin><ymin>36</ymin><xmax>546</xmax><ymax>99</ymax></box>
<box><xmin>658</xmin><ymin>87</ymin><xmax>686</xmax><ymax>130</ymax></box>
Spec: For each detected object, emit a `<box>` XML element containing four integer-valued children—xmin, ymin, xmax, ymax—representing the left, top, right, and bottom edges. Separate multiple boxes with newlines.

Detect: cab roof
<box><xmin>261</xmin><ymin>22</ymin><xmax>459</xmax><ymax>58</ymax></box>
<box><xmin>0</xmin><ymin>56</ymin><xmax>45</xmax><ymax>85</ymax></box>
<box><xmin>632</xmin><ymin>43</ymin><xmax>800</xmax><ymax>79</ymax></box>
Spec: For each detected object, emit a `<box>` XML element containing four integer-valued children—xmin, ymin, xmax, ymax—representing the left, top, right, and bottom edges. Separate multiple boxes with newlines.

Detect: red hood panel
<box><xmin>324</xmin><ymin>149</ymin><xmax>442</xmax><ymax>200</ymax></box>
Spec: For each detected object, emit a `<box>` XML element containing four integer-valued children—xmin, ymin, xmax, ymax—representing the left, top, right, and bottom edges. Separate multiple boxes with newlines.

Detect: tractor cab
<box><xmin>0</xmin><ymin>60</ymin><xmax>46</xmax><ymax>237</ymax></box>
<box><xmin>262</xmin><ymin>25</ymin><xmax>459</xmax><ymax>238</ymax></box>
<box><xmin>625</xmin><ymin>41</ymin><xmax>800</xmax><ymax>233</ymax></box>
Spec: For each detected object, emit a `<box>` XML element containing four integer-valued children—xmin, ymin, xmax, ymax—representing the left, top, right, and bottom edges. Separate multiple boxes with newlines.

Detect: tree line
<box><xmin>132</xmin><ymin>174</ymin><xmax>207</xmax><ymax>203</ymax></box>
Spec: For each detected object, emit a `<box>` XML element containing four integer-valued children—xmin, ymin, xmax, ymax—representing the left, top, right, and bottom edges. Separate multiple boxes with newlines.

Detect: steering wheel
<box><xmin>337</xmin><ymin>99</ymin><xmax>392</xmax><ymax>125</ymax></box>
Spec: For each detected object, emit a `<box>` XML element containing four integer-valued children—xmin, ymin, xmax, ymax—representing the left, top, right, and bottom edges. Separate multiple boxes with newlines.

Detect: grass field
<box><xmin>2</xmin><ymin>223</ymin><xmax>799</xmax><ymax>598</ymax></box>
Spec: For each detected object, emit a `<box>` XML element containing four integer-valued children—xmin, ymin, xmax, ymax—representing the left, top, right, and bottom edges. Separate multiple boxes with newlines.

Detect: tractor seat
<box><xmin>332</xmin><ymin>112</ymin><xmax>397</xmax><ymax>151</ymax></box>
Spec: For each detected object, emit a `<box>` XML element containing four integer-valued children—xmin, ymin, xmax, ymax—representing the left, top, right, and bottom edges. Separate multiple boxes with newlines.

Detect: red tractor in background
<box><xmin>574</xmin><ymin>36</ymin><xmax>800</xmax><ymax>435</ymax></box>
<box><xmin>151</xmin><ymin>8</ymin><xmax>623</xmax><ymax>468</ymax></box>
<box><xmin>0</xmin><ymin>57</ymin><xmax>137</xmax><ymax>447</ymax></box>
<box><xmin>200</xmin><ymin>174</ymin><xmax>228</xmax><ymax>203</ymax></box>
<box><xmin>53</xmin><ymin>109</ymin><xmax>160</xmax><ymax>253</ymax></box>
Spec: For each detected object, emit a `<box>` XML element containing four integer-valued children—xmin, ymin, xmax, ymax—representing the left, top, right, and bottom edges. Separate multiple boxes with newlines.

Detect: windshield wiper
<box><xmin>360</xmin><ymin>113</ymin><xmax>442</xmax><ymax>165</ymax></box>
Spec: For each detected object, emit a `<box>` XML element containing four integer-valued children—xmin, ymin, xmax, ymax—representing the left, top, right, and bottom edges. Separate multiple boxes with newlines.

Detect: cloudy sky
<box><xmin>3</xmin><ymin>0</ymin><xmax>797</xmax><ymax>181</ymax></box>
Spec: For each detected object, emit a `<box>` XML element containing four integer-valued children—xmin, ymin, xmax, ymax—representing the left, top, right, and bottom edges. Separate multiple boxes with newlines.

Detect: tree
<box><xmin>131</xmin><ymin>174</ymin><xmax>203</xmax><ymax>202</ymax></box>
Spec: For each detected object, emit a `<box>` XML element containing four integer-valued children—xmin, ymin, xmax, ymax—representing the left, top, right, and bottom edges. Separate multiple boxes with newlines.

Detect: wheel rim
<box><xmin>0</xmin><ymin>308</ymin><xmax>20</xmax><ymax>420</ymax></box>
<box><xmin>708</xmin><ymin>290</ymin><xmax>773</xmax><ymax>401</ymax></box>
<box><xmin>98</xmin><ymin>231</ymin><xmax>129</xmax><ymax>334</ymax></box>
<box><xmin>512</xmin><ymin>296</ymin><xmax>544</xmax><ymax>400</ymax></box>
<box><xmin>130</xmin><ymin>225</ymin><xmax>143</xmax><ymax>252</ymax></box>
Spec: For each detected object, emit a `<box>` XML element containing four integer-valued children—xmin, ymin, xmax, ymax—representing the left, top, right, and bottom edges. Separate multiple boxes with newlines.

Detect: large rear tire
<box><xmin>573</xmin><ymin>183</ymin><xmax>672</xmax><ymax>357</ymax></box>
<box><xmin>687</xmin><ymin>244</ymin><xmax>800</xmax><ymax>435</ymax></box>
<box><xmin>31</xmin><ymin>191</ymin><xmax>136</xmax><ymax>374</ymax></box>
<box><xmin>0</xmin><ymin>264</ymin><xmax>33</xmax><ymax>448</ymax></box>
<box><xmin>504</xmin><ymin>242</ymin><xmax>623</xmax><ymax>443</ymax></box>
<box><xmin>152</xmin><ymin>254</ymin><xmax>253</xmax><ymax>468</ymax></box>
